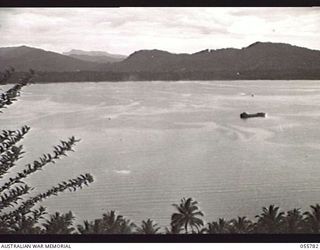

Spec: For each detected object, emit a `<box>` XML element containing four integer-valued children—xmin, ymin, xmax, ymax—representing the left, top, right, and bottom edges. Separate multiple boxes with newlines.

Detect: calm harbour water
<box><xmin>1</xmin><ymin>80</ymin><xmax>320</xmax><ymax>228</ymax></box>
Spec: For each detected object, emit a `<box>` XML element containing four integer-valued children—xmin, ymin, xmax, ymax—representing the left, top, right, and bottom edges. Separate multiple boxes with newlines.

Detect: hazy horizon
<box><xmin>0</xmin><ymin>7</ymin><xmax>319</xmax><ymax>55</ymax></box>
<box><xmin>2</xmin><ymin>40</ymin><xmax>320</xmax><ymax>56</ymax></box>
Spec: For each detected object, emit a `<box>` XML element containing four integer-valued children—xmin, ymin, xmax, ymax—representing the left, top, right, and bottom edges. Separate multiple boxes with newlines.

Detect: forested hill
<box><xmin>112</xmin><ymin>42</ymin><xmax>320</xmax><ymax>73</ymax></box>
<box><xmin>0</xmin><ymin>46</ymin><xmax>108</xmax><ymax>72</ymax></box>
<box><xmin>63</xmin><ymin>49</ymin><xmax>126</xmax><ymax>63</ymax></box>
<box><xmin>1</xmin><ymin>42</ymin><xmax>320</xmax><ymax>81</ymax></box>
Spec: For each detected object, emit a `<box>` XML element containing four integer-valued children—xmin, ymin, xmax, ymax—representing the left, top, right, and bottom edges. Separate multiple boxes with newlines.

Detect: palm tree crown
<box><xmin>43</xmin><ymin>211</ymin><xmax>75</xmax><ymax>234</ymax></box>
<box><xmin>304</xmin><ymin>204</ymin><xmax>320</xmax><ymax>233</ymax></box>
<box><xmin>229</xmin><ymin>216</ymin><xmax>253</xmax><ymax>233</ymax></box>
<box><xmin>77</xmin><ymin>210</ymin><xmax>136</xmax><ymax>234</ymax></box>
<box><xmin>203</xmin><ymin>218</ymin><xmax>230</xmax><ymax>234</ymax></box>
<box><xmin>255</xmin><ymin>205</ymin><xmax>284</xmax><ymax>233</ymax></box>
<box><xmin>284</xmin><ymin>208</ymin><xmax>305</xmax><ymax>233</ymax></box>
<box><xmin>137</xmin><ymin>219</ymin><xmax>161</xmax><ymax>234</ymax></box>
<box><xmin>171</xmin><ymin>197</ymin><xmax>204</xmax><ymax>234</ymax></box>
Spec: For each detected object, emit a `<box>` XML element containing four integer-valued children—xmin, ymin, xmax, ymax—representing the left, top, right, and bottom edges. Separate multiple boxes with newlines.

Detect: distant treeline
<box><xmin>6</xmin><ymin>70</ymin><xmax>320</xmax><ymax>83</ymax></box>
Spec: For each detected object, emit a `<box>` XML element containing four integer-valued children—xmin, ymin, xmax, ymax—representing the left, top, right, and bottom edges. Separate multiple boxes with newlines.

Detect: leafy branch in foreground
<box><xmin>0</xmin><ymin>173</ymin><xmax>93</xmax><ymax>221</ymax></box>
<box><xmin>0</xmin><ymin>69</ymin><xmax>34</xmax><ymax>111</ymax></box>
<box><xmin>0</xmin><ymin>126</ymin><xmax>30</xmax><ymax>154</ymax></box>
<box><xmin>0</xmin><ymin>68</ymin><xmax>94</xmax><ymax>233</ymax></box>
<box><xmin>0</xmin><ymin>136</ymin><xmax>81</xmax><ymax>193</ymax></box>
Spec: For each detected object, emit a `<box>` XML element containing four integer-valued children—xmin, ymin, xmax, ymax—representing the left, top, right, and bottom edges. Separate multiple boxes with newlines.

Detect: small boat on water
<box><xmin>240</xmin><ymin>112</ymin><xmax>266</xmax><ymax>119</ymax></box>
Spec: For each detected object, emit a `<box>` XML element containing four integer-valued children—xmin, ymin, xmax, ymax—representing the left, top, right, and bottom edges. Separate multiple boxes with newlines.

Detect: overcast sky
<box><xmin>0</xmin><ymin>7</ymin><xmax>319</xmax><ymax>55</ymax></box>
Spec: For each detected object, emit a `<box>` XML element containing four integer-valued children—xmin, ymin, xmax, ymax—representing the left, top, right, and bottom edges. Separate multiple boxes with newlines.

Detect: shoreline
<box><xmin>4</xmin><ymin>79</ymin><xmax>320</xmax><ymax>85</ymax></box>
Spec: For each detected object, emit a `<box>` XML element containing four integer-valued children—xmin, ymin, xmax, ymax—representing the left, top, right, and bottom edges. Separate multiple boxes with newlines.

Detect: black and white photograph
<box><xmin>0</xmin><ymin>6</ymin><xmax>320</xmax><ymax>243</ymax></box>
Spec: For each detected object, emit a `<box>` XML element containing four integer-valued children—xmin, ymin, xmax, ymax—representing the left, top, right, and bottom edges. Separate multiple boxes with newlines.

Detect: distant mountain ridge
<box><xmin>1</xmin><ymin>42</ymin><xmax>320</xmax><ymax>80</ymax></box>
<box><xmin>0</xmin><ymin>46</ymin><xmax>106</xmax><ymax>72</ymax></box>
<box><xmin>63</xmin><ymin>49</ymin><xmax>126</xmax><ymax>63</ymax></box>
<box><xmin>64</xmin><ymin>49</ymin><xmax>126</xmax><ymax>58</ymax></box>
<box><xmin>111</xmin><ymin>42</ymin><xmax>320</xmax><ymax>73</ymax></box>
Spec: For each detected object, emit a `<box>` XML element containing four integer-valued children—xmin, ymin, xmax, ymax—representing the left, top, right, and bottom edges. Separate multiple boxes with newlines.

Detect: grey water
<box><xmin>1</xmin><ymin>80</ymin><xmax>320</xmax><ymax>228</ymax></box>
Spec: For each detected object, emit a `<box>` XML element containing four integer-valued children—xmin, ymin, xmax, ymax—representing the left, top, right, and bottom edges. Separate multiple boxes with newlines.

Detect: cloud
<box><xmin>114</xmin><ymin>170</ymin><xmax>131</xmax><ymax>175</ymax></box>
<box><xmin>0</xmin><ymin>7</ymin><xmax>319</xmax><ymax>55</ymax></box>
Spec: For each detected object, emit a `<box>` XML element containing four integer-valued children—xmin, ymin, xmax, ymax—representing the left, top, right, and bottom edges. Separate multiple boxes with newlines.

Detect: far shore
<box><xmin>5</xmin><ymin>78</ymin><xmax>320</xmax><ymax>85</ymax></box>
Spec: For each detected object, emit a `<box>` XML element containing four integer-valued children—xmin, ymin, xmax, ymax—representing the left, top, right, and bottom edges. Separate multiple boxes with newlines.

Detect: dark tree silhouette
<box><xmin>100</xmin><ymin>210</ymin><xmax>127</xmax><ymax>234</ymax></box>
<box><xmin>165</xmin><ymin>223</ymin><xmax>182</xmax><ymax>234</ymax></box>
<box><xmin>75</xmin><ymin>199</ymin><xmax>320</xmax><ymax>234</ymax></box>
<box><xmin>255</xmin><ymin>205</ymin><xmax>285</xmax><ymax>233</ymax></box>
<box><xmin>304</xmin><ymin>204</ymin><xmax>320</xmax><ymax>233</ymax></box>
<box><xmin>42</xmin><ymin>211</ymin><xmax>75</xmax><ymax>234</ymax></box>
<box><xmin>118</xmin><ymin>218</ymin><xmax>136</xmax><ymax>234</ymax></box>
<box><xmin>171</xmin><ymin>197</ymin><xmax>204</xmax><ymax>234</ymax></box>
<box><xmin>137</xmin><ymin>219</ymin><xmax>161</xmax><ymax>234</ymax></box>
<box><xmin>229</xmin><ymin>216</ymin><xmax>253</xmax><ymax>234</ymax></box>
<box><xmin>77</xmin><ymin>210</ymin><xmax>136</xmax><ymax>234</ymax></box>
<box><xmin>0</xmin><ymin>68</ymin><xmax>94</xmax><ymax>234</ymax></box>
<box><xmin>203</xmin><ymin>218</ymin><xmax>230</xmax><ymax>234</ymax></box>
<box><xmin>77</xmin><ymin>219</ymin><xmax>100</xmax><ymax>234</ymax></box>
<box><xmin>283</xmin><ymin>208</ymin><xmax>305</xmax><ymax>233</ymax></box>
